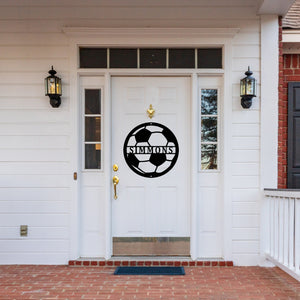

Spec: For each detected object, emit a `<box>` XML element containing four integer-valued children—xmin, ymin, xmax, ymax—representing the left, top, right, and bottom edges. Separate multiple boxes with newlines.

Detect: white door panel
<box><xmin>112</xmin><ymin>77</ymin><xmax>190</xmax><ymax>237</ymax></box>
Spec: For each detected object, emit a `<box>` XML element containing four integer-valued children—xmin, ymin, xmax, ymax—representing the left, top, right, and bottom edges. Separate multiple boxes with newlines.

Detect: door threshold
<box><xmin>110</xmin><ymin>256</ymin><xmax>192</xmax><ymax>261</ymax></box>
<box><xmin>69</xmin><ymin>257</ymin><xmax>233</xmax><ymax>267</ymax></box>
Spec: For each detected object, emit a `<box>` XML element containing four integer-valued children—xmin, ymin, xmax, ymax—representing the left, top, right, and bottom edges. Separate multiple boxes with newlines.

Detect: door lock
<box><xmin>113</xmin><ymin>164</ymin><xmax>119</xmax><ymax>172</ymax></box>
<box><xmin>112</xmin><ymin>175</ymin><xmax>119</xmax><ymax>199</ymax></box>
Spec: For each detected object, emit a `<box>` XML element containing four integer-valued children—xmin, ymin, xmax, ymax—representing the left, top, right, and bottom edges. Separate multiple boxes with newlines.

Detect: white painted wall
<box><xmin>0</xmin><ymin>0</ymin><xmax>274</xmax><ymax>265</ymax></box>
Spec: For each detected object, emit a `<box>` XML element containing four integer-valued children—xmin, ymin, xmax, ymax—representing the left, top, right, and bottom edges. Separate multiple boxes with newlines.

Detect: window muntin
<box><xmin>200</xmin><ymin>88</ymin><xmax>219</xmax><ymax>170</ymax></box>
<box><xmin>84</xmin><ymin>89</ymin><xmax>102</xmax><ymax>170</ymax></box>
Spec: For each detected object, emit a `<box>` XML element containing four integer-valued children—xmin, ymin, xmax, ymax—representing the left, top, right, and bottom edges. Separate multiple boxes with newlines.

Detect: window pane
<box><xmin>201</xmin><ymin>144</ymin><xmax>217</xmax><ymax>170</ymax></box>
<box><xmin>85</xmin><ymin>117</ymin><xmax>101</xmax><ymax>142</ymax></box>
<box><xmin>110</xmin><ymin>48</ymin><xmax>137</xmax><ymax>68</ymax></box>
<box><xmin>201</xmin><ymin>89</ymin><xmax>217</xmax><ymax>115</ymax></box>
<box><xmin>201</xmin><ymin>117</ymin><xmax>217</xmax><ymax>142</ymax></box>
<box><xmin>169</xmin><ymin>49</ymin><xmax>195</xmax><ymax>68</ymax></box>
<box><xmin>85</xmin><ymin>144</ymin><xmax>101</xmax><ymax>169</ymax></box>
<box><xmin>198</xmin><ymin>48</ymin><xmax>222</xmax><ymax>69</ymax></box>
<box><xmin>140</xmin><ymin>49</ymin><xmax>166</xmax><ymax>68</ymax></box>
<box><xmin>85</xmin><ymin>89</ymin><xmax>101</xmax><ymax>114</ymax></box>
<box><xmin>80</xmin><ymin>48</ymin><xmax>107</xmax><ymax>68</ymax></box>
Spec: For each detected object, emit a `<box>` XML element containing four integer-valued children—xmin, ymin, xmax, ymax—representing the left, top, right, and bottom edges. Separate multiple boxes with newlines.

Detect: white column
<box><xmin>260</xmin><ymin>15</ymin><xmax>279</xmax><ymax>263</ymax></box>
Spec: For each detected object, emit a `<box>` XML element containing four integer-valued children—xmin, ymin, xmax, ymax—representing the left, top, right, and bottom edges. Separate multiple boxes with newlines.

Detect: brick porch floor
<box><xmin>0</xmin><ymin>265</ymin><xmax>299</xmax><ymax>299</ymax></box>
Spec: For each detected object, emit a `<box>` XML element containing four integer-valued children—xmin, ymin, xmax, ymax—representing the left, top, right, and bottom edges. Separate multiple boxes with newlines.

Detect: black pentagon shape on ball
<box><xmin>135</xmin><ymin>128</ymin><xmax>152</xmax><ymax>143</ymax></box>
<box><xmin>127</xmin><ymin>153</ymin><xmax>140</xmax><ymax>168</ymax></box>
<box><xmin>162</xmin><ymin>128</ymin><xmax>175</xmax><ymax>143</ymax></box>
<box><xmin>149</xmin><ymin>153</ymin><xmax>167</xmax><ymax>167</ymax></box>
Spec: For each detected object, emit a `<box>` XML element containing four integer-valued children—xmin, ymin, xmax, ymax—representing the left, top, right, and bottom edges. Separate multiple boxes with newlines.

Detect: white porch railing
<box><xmin>264</xmin><ymin>189</ymin><xmax>300</xmax><ymax>281</ymax></box>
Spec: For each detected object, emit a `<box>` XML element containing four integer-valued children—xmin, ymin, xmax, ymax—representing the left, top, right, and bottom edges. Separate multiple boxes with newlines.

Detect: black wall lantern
<box><xmin>45</xmin><ymin>66</ymin><xmax>62</xmax><ymax>108</ymax></box>
<box><xmin>240</xmin><ymin>66</ymin><xmax>256</xmax><ymax>109</ymax></box>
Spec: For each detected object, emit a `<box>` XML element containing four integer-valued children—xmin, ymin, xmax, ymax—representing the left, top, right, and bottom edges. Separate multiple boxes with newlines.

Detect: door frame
<box><xmin>111</xmin><ymin>75</ymin><xmax>191</xmax><ymax>248</ymax></box>
<box><xmin>65</xmin><ymin>27</ymin><xmax>237</xmax><ymax>260</ymax></box>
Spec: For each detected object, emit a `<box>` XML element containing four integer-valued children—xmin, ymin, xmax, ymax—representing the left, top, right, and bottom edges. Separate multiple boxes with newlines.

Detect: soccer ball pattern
<box><xmin>123</xmin><ymin>122</ymin><xmax>179</xmax><ymax>178</ymax></box>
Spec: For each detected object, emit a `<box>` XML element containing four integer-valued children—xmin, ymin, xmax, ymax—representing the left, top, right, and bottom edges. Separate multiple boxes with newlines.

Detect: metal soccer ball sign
<box><xmin>123</xmin><ymin>122</ymin><xmax>179</xmax><ymax>178</ymax></box>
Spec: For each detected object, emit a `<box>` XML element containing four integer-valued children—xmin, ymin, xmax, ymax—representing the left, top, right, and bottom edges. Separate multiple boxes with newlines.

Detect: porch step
<box><xmin>68</xmin><ymin>258</ymin><xmax>233</xmax><ymax>267</ymax></box>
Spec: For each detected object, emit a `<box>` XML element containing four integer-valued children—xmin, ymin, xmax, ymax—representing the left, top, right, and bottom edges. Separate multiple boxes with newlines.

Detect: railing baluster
<box><xmin>270</xmin><ymin>197</ymin><xmax>274</xmax><ymax>257</ymax></box>
<box><xmin>279</xmin><ymin>198</ymin><xmax>284</xmax><ymax>263</ymax></box>
<box><xmin>283</xmin><ymin>198</ymin><xmax>289</xmax><ymax>266</ymax></box>
<box><xmin>295</xmin><ymin>198</ymin><xmax>300</xmax><ymax>275</ymax></box>
<box><xmin>274</xmin><ymin>197</ymin><xmax>279</xmax><ymax>260</ymax></box>
<box><xmin>289</xmin><ymin>198</ymin><xmax>294</xmax><ymax>270</ymax></box>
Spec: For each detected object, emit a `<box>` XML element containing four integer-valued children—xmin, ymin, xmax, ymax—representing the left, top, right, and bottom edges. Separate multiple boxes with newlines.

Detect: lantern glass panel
<box><xmin>47</xmin><ymin>77</ymin><xmax>56</xmax><ymax>94</ymax></box>
<box><xmin>240</xmin><ymin>78</ymin><xmax>246</xmax><ymax>96</ymax></box>
<box><xmin>56</xmin><ymin>78</ymin><xmax>62</xmax><ymax>95</ymax></box>
<box><xmin>246</xmin><ymin>78</ymin><xmax>254</xmax><ymax>95</ymax></box>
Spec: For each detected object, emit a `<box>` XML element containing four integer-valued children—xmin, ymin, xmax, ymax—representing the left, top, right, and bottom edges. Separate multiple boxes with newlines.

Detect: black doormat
<box><xmin>114</xmin><ymin>266</ymin><xmax>185</xmax><ymax>275</ymax></box>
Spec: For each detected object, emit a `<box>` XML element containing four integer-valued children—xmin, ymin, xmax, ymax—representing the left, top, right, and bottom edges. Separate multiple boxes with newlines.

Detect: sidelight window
<box><xmin>84</xmin><ymin>89</ymin><xmax>102</xmax><ymax>169</ymax></box>
<box><xmin>200</xmin><ymin>89</ymin><xmax>219</xmax><ymax>170</ymax></box>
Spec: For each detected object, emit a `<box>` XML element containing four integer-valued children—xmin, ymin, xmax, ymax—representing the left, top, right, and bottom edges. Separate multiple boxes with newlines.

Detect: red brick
<box><xmin>90</xmin><ymin>261</ymin><xmax>98</xmax><ymax>266</ymax></box>
<box><xmin>285</xmin><ymin>55</ymin><xmax>292</xmax><ymax>68</ymax></box>
<box><xmin>292</xmin><ymin>54</ymin><xmax>298</xmax><ymax>68</ymax></box>
<box><xmin>68</xmin><ymin>260</ymin><xmax>75</xmax><ymax>266</ymax></box>
<box><xmin>286</xmin><ymin>75</ymin><xmax>300</xmax><ymax>81</ymax></box>
<box><xmin>114</xmin><ymin>261</ymin><xmax>121</xmax><ymax>266</ymax></box>
<box><xmin>204</xmin><ymin>261</ymin><xmax>211</xmax><ymax>266</ymax></box>
<box><xmin>212</xmin><ymin>261</ymin><xmax>218</xmax><ymax>267</ymax></box>
<box><xmin>83</xmin><ymin>261</ymin><xmax>90</xmax><ymax>266</ymax></box>
<box><xmin>182</xmin><ymin>261</ymin><xmax>188</xmax><ymax>266</ymax></box>
<box><xmin>219</xmin><ymin>261</ymin><xmax>226</xmax><ymax>267</ymax></box>
<box><xmin>160</xmin><ymin>261</ymin><xmax>166</xmax><ymax>265</ymax></box>
<box><xmin>189</xmin><ymin>261</ymin><xmax>196</xmax><ymax>266</ymax></box>
<box><xmin>130</xmin><ymin>261</ymin><xmax>136</xmax><ymax>266</ymax></box>
<box><xmin>137</xmin><ymin>261</ymin><xmax>144</xmax><ymax>266</ymax></box>
<box><xmin>145</xmin><ymin>261</ymin><xmax>151</xmax><ymax>266</ymax></box>
<box><xmin>75</xmin><ymin>261</ymin><xmax>82</xmax><ymax>266</ymax></box>
<box><xmin>197</xmin><ymin>261</ymin><xmax>203</xmax><ymax>266</ymax></box>
<box><xmin>152</xmin><ymin>261</ymin><xmax>159</xmax><ymax>266</ymax></box>
<box><xmin>99</xmin><ymin>261</ymin><xmax>105</xmax><ymax>266</ymax></box>
<box><xmin>107</xmin><ymin>261</ymin><xmax>113</xmax><ymax>266</ymax></box>
<box><xmin>226</xmin><ymin>261</ymin><xmax>234</xmax><ymax>267</ymax></box>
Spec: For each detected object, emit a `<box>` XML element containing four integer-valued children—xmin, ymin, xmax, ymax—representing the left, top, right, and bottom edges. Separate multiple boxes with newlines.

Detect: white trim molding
<box><xmin>66</xmin><ymin>27</ymin><xmax>238</xmax><ymax>261</ymax></box>
<box><xmin>283</xmin><ymin>30</ymin><xmax>300</xmax><ymax>54</ymax></box>
<box><xmin>63</xmin><ymin>27</ymin><xmax>239</xmax><ymax>47</ymax></box>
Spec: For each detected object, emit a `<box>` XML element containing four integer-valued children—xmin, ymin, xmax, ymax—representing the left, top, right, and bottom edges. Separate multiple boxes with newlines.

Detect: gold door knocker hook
<box><xmin>147</xmin><ymin>104</ymin><xmax>155</xmax><ymax>119</ymax></box>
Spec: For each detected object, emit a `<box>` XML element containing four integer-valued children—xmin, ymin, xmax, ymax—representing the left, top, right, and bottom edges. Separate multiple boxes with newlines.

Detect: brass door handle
<box><xmin>112</xmin><ymin>176</ymin><xmax>119</xmax><ymax>199</ymax></box>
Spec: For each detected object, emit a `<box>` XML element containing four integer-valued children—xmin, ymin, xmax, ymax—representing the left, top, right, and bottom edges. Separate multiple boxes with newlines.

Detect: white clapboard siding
<box><xmin>0</xmin><ymin>0</ymin><xmax>263</xmax><ymax>265</ymax></box>
<box><xmin>231</xmin><ymin>6</ymin><xmax>261</xmax><ymax>267</ymax></box>
<box><xmin>0</xmin><ymin>188</ymin><xmax>71</xmax><ymax>201</ymax></box>
<box><xmin>0</xmin><ymin>227</ymin><xmax>69</xmax><ymax>239</ymax></box>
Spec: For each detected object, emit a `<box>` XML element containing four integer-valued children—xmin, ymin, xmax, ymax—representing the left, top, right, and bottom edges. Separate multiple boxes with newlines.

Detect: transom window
<box><xmin>79</xmin><ymin>47</ymin><xmax>222</xmax><ymax>69</ymax></box>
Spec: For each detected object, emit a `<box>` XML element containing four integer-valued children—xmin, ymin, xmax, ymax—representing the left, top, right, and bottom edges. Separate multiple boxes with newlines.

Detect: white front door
<box><xmin>112</xmin><ymin>77</ymin><xmax>190</xmax><ymax>253</ymax></box>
